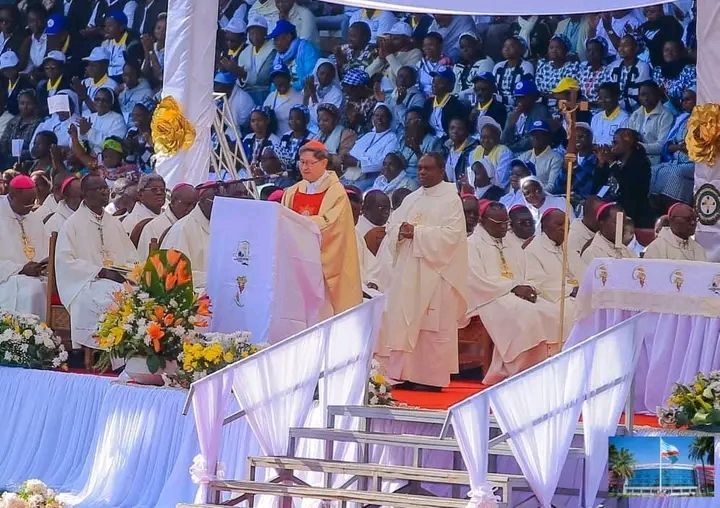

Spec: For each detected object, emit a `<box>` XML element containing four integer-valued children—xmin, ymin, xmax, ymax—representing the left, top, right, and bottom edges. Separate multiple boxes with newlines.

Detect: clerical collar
<box><xmin>305</xmin><ymin>171</ymin><xmax>330</xmax><ymax>194</ymax></box>
<box><xmin>84</xmin><ymin>202</ymin><xmax>104</xmax><ymax>222</ymax></box>
<box><xmin>665</xmin><ymin>227</ymin><xmax>691</xmax><ymax>250</ymax></box>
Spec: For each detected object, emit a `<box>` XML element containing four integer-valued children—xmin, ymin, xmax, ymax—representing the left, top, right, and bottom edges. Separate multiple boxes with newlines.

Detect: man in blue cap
<box><xmin>47</xmin><ymin>0</ymin><xmax>93</xmax><ymax>42</ymax></box>
<box><xmin>101</xmin><ymin>9</ymin><xmax>140</xmax><ymax>81</ymax></box>
<box><xmin>520</xmin><ymin>119</ymin><xmax>563</xmax><ymax>190</ymax></box>
<box><xmin>421</xmin><ymin>65</ymin><xmax>468</xmax><ymax>138</ymax></box>
<box><xmin>269</xmin><ymin>19</ymin><xmax>319</xmax><ymax>93</ymax></box>
<box><xmin>501</xmin><ymin>78</ymin><xmax>551</xmax><ymax>154</ymax></box>
<box><xmin>469</xmin><ymin>72</ymin><xmax>507</xmax><ymax>130</ymax></box>
<box><xmin>82</xmin><ymin>0</ymin><xmax>138</xmax><ymax>42</ymax></box>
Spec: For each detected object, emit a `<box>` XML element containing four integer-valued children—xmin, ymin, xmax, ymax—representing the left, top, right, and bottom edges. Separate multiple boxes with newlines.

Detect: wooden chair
<box><xmin>46</xmin><ymin>232</ymin><xmax>72</xmax><ymax>352</ymax></box>
<box><xmin>458</xmin><ymin>317</ymin><xmax>493</xmax><ymax>377</ymax></box>
<box><xmin>149</xmin><ymin>237</ymin><xmax>159</xmax><ymax>254</ymax></box>
<box><xmin>156</xmin><ymin>226</ymin><xmax>172</xmax><ymax>248</ymax></box>
<box><xmin>129</xmin><ymin>217</ymin><xmax>154</xmax><ymax>247</ymax></box>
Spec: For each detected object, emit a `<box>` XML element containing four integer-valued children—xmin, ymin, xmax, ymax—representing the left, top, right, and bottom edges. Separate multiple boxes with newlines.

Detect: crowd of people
<box><xmin>0</xmin><ymin>0</ymin><xmax>710</xmax><ymax>385</ymax></box>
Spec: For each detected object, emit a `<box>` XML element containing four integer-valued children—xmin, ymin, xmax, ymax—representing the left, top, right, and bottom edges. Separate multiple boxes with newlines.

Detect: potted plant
<box><xmin>657</xmin><ymin>371</ymin><xmax>720</xmax><ymax>432</ymax></box>
<box><xmin>95</xmin><ymin>249</ymin><xmax>211</xmax><ymax>384</ymax></box>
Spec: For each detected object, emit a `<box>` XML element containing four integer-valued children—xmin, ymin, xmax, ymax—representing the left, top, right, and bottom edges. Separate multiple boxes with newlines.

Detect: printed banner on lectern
<box><xmin>206</xmin><ymin>198</ymin><xmax>325</xmax><ymax>343</ymax></box>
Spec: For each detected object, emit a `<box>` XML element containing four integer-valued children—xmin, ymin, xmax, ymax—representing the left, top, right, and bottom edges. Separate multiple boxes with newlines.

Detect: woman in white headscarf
<box><xmin>464</xmin><ymin>157</ymin><xmax>504</xmax><ymax>200</ymax></box>
<box><xmin>520</xmin><ymin>175</ymin><xmax>574</xmax><ymax>233</ymax></box>
<box><xmin>304</xmin><ymin>58</ymin><xmax>343</xmax><ymax>131</ymax></box>
<box><xmin>31</xmin><ymin>89</ymin><xmax>80</xmax><ymax>149</ymax></box>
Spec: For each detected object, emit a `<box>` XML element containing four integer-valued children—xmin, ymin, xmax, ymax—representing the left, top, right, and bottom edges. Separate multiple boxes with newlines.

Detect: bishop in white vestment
<box><xmin>375</xmin><ymin>154</ymin><xmax>468</xmax><ymax>389</ymax></box>
<box><xmin>0</xmin><ymin>177</ymin><xmax>49</xmax><ymax>319</ymax></box>
<box><xmin>580</xmin><ymin>204</ymin><xmax>637</xmax><ymax>272</ymax></box>
<box><xmin>45</xmin><ymin>177</ymin><xmax>83</xmax><ymax>235</ymax></box>
<box><xmin>467</xmin><ymin>201</ymin><xmax>560</xmax><ymax>385</ymax></box>
<box><xmin>121</xmin><ymin>174</ymin><xmax>166</xmax><ymax>235</ymax></box>
<box><xmin>55</xmin><ymin>176</ymin><xmax>139</xmax><ymax>349</ymax></box>
<box><xmin>644</xmin><ymin>203</ymin><xmax>707</xmax><ymax>261</ymax></box>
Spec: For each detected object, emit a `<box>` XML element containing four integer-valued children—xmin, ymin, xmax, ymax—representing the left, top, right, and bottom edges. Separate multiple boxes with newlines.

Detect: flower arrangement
<box><xmin>174</xmin><ymin>331</ymin><xmax>262</xmax><ymax>387</ymax></box>
<box><xmin>151</xmin><ymin>96</ymin><xmax>196</xmax><ymax>157</ymax></box>
<box><xmin>0</xmin><ymin>479</ymin><xmax>63</xmax><ymax>507</ymax></box>
<box><xmin>686</xmin><ymin>103</ymin><xmax>720</xmax><ymax>165</ymax></box>
<box><xmin>368</xmin><ymin>360</ymin><xmax>396</xmax><ymax>406</ymax></box>
<box><xmin>0</xmin><ymin>311</ymin><xmax>68</xmax><ymax>370</ymax></box>
<box><xmin>95</xmin><ymin>249</ymin><xmax>211</xmax><ymax>374</ymax></box>
<box><xmin>658</xmin><ymin>371</ymin><xmax>720</xmax><ymax>428</ymax></box>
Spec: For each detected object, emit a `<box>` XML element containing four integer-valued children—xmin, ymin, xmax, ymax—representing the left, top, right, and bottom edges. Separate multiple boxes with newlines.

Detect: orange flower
<box><xmin>166</xmin><ymin>249</ymin><xmax>181</xmax><ymax>267</ymax></box>
<box><xmin>197</xmin><ymin>297</ymin><xmax>211</xmax><ymax>317</ymax></box>
<box><xmin>174</xmin><ymin>317</ymin><xmax>185</xmax><ymax>325</ymax></box>
<box><xmin>175</xmin><ymin>259</ymin><xmax>191</xmax><ymax>285</ymax></box>
<box><xmin>149</xmin><ymin>254</ymin><xmax>166</xmax><ymax>279</ymax></box>
<box><xmin>195</xmin><ymin>318</ymin><xmax>209</xmax><ymax>328</ymax></box>
<box><xmin>163</xmin><ymin>313</ymin><xmax>175</xmax><ymax>326</ymax></box>
<box><xmin>165</xmin><ymin>272</ymin><xmax>178</xmax><ymax>291</ymax></box>
<box><xmin>147</xmin><ymin>322</ymin><xmax>165</xmax><ymax>352</ymax></box>
<box><xmin>153</xmin><ymin>305</ymin><xmax>165</xmax><ymax>321</ymax></box>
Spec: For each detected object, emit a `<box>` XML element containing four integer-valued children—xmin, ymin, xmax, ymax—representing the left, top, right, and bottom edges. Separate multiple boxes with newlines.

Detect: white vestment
<box><xmin>567</xmin><ymin>218</ymin><xmax>595</xmax><ymax>279</ymax></box>
<box><xmin>580</xmin><ymin>232</ymin><xmax>637</xmax><ymax>275</ymax></box>
<box><xmin>466</xmin><ymin>227</ymin><xmax>559</xmax><ymax>385</ymax></box>
<box><xmin>161</xmin><ymin>206</ymin><xmax>209</xmax><ymax>290</ymax></box>
<box><xmin>45</xmin><ymin>201</ymin><xmax>75</xmax><ymax>235</ymax></box>
<box><xmin>137</xmin><ymin>208</ymin><xmax>179</xmax><ymax>261</ymax></box>
<box><xmin>643</xmin><ymin>228</ymin><xmax>707</xmax><ymax>262</ymax></box>
<box><xmin>0</xmin><ymin>196</ymin><xmax>48</xmax><ymax>319</ymax></box>
<box><xmin>375</xmin><ymin>182</ymin><xmax>468</xmax><ymax>387</ymax></box>
<box><xmin>355</xmin><ymin>216</ymin><xmax>385</xmax><ymax>286</ymax></box>
<box><xmin>33</xmin><ymin>194</ymin><xmax>58</xmax><ymax>222</ymax></box>
<box><xmin>122</xmin><ymin>202</ymin><xmax>160</xmax><ymax>235</ymax></box>
<box><xmin>55</xmin><ymin>204</ymin><xmax>139</xmax><ymax>348</ymax></box>
<box><xmin>525</xmin><ymin>232</ymin><xmax>578</xmax><ymax>338</ymax></box>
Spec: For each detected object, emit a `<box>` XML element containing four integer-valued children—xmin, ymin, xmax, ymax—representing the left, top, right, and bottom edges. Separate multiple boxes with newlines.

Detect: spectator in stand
<box><xmin>341</xmin><ymin>68</ymin><xmax>376</xmax><ymax>135</ymax></box>
<box><xmin>422</xmin><ymin>66</ymin><xmax>467</xmax><ymax>138</ymax></box>
<box><xmin>452</xmin><ymin>32</ymin><xmax>494</xmax><ymax>104</ymax></box>
<box><xmin>465</xmin><ymin>158</ymin><xmax>504</xmax><ymax>200</ymax></box>
<box><xmin>591</xmin><ymin>82</ymin><xmax>630</xmax><ymax>147</ymax></box>
<box><xmin>347</xmin><ymin>9</ymin><xmax>397</xmax><ymax>44</ymax></box>
<box><xmin>219</xmin><ymin>17</ymin><xmax>248</xmax><ymax>67</ymax></box>
<box><xmin>578</xmin><ymin>37</ymin><xmax>609</xmax><ymax>112</ymax></box>
<box><xmin>0</xmin><ymin>89</ymin><xmax>41</xmax><ymax>167</ymax></box>
<box><xmin>470</xmin><ymin>120</ymin><xmax>512</xmax><ymax>189</ymax></box>
<box><xmin>594</xmin><ymin>128</ymin><xmax>653</xmax><ymax>227</ymax></box>
<box><xmin>83</xmin><ymin>0</ymin><xmax>138</xmax><ymax>43</ymax></box>
<box><xmin>501</xmin><ymin>79</ymin><xmax>551</xmax><ymax>154</ymax></box>
<box><xmin>270</xmin><ymin>20</ymin><xmax>319</xmax><ymax>93</ymax></box>
<box><xmin>101</xmin><ymin>10</ymin><xmax>140</xmax><ymax>82</ymax></box>
<box><xmin>396</xmin><ymin>107</ymin><xmax>442</xmax><ymax>181</ymax></box>
<box><xmin>264</xmin><ymin>63</ymin><xmax>303</xmax><ymax>135</ymax></box>
<box><xmin>366</xmin><ymin>21</ymin><xmax>421</xmax><ymax>91</ymax></box>
<box><xmin>493</xmin><ymin>36</ymin><xmax>534</xmax><ymax>111</ymax></box>
<box><xmin>311</xmin><ymin>102</ymin><xmax>356</xmax><ymax>173</ymax></box>
<box><xmin>521</xmin><ymin>120</ymin><xmax>563</xmax><ymax>190</ymax></box>
<box><xmin>118</xmin><ymin>61</ymin><xmax>153</xmax><ymax>125</ymax></box>
<box><xmin>332</xmin><ymin>21</ymin><xmax>377</xmax><ymax>79</ymax></box>
<box><xmin>236</xmin><ymin>16</ymin><xmax>275</xmax><ymax>105</ymax></box>
<box><xmin>243</xmin><ymin>106</ymin><xmax>280</xmax><ymax>168</ymax></box>
<box><xmin>500</xmin><ymin>159</ymin><xmax>535</xmax><ymax>208</ymax></box>
<box><xmin>469</xmin><ymin>72</ymin><xmax>507</xmax><ymax>132</ymax></box>
<box><xmin>551</xmin><ymin>122</ymin><xmax>597</xmax><ymax>201</ymax></box>
<box><xmin>32</xmin><ymin>89</ymin><xmax>78</xmax><ymax>149</ymax></box>
<box><xmin>444</xmin><ymin>116</ymin><xmax>477</xmax><ymax>183</ymax></box>
<box><xmin>416</xmin><ymin>32</ymin><xmax>453</xmax><ymax>97</ymax></box>
<box><xmin>140</xmin><ymin>13</ymin><xmax>166</xmax><ymax>87</ymax></box>
<box><xmin>0</xmin><ymin>5</ymin><xmax>28</xmax><ymax>68</ymax></box>
<box><xmin>590</xmin><ymin>10</ymin><xmax>644</xmax><ymax>58</ymax></box>
<box><xmin>521</xmin><ymin>175</ymin><xmax>574</xmax><ymax>233</ymax></box>
<box><xmin>639</xmin><ymin>4</ymin><xmax>684</xmax><ymax>67</ymax></box>
<box><xmin>248</xmin><ymin>0</ymin><xmax>279</xmax><ymax>32</ymax></box>
<box><xmin>554</xmin><ymin>15</ymin><xmax>592</xmax><ymax>60</ymax></box>
<box><xmin>125</xmin><ymin>98</ymin><xmax>156</xmax><ymax>173</ymax></box>
<box><xmin>535</xmin><ymin>34</ymin><xmax>579</xmax><ymax>111</ymax></box>
<box><xmin>628</xmin><ymin>80</ymin><xmax>674</xmax><ymax>165</ymax></box>
<box><xmin>74</xmin><ymin>47</ymin><xmax>119</xmax><ymax>116</ymax></box>
<box><xmin>28</xmin><ymin>131</ymin><xmax>58</xmax><ymax>175</ymax></box>
<box><xmin>24</xmin><ymin>4</ymin><xmax>48</xmax><ymax>78</ymax></box>
<box><xmin>275</xmin><ymin>0</ymin><xmax>319</xmax><ymax>46</ymax></box>
<box><xmin>47</xmin><ymin>0</ymin><xmax>93</xmax><ymax>45</ymax></box>
<box><xmin>652</xmin><ymin>40</ymin><xmax>696</xmax><ymax>111</ymax></box>
<box><xmin>606</xmin><ymin>35</ymin><xmax>652</xmax><ymax>112</ymax></box>
<box><xmin>213</xmin><ymin>70</ymin><xmax>254</xmax><ymax>133</ymax></box>
<box><xmin>132</xmin><ymin>0</ymin><xmax>168</xmax><ymax>36</ymax></box>
<box><xmin>651</xmin><ymin>88</ymin><xmax>696</xmax><ymax>207</ymax></box>
<box><xmin>428</xmin><ymin>14</ymin><xmax>477</xmax><ymax>62</ymax></box>
<box><xmin>371</xmin><ymin>152</ymin><xmax>418</xmax><ymax>194</ymax></box>
<box><xmin>45</xmin><ymin>14</ymin><xmax>86</xmax><ymax>79</ymax></box>
<box><xmin>38</xmin><ymin>51</ymin><xmax>72</xmax><ymax>111</ymax></box>
<box><xmin>79</xmin><ymin>88</ymin><xmax>128</xmax><ymax>155</ymax></box>
<box><xmin>1</xmin><ymin>52</ymin><xmax>32</xmax><ymax>115</ymax></box>
<box><xmin>219</xmin><ymin>0</ymin><xmax>247</xmax><ymax>30</ymax></box>
<box><xmin>379</xmin><ymin>65</ymin><xmax>424</xmax><ymax>139</ymax></box>
<box><xmin>276</xmin><ymin>104</ymin><xmax>312</xmax><ymax>182</ymax></box>
<box><xmin>304</xmin><ymin>58</ymin><xmax>343</xmax><ymax>129</ymax></box>
<box><xmin>512</xmin><ymin>15</ymin><xmax>554</xmax><ymax>61</ymax></box>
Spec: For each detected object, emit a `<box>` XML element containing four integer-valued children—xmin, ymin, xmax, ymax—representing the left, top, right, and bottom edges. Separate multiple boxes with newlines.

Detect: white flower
<box><xmin>4</xmin><ymin>351</ymin><xmax>12</xmax><ymax>361</ymax></box>
<box><xmin>42</xmin><ymin>337</ymin><xmax>56</xmax><ymax>349</ymax></box>
<box><xmin>27</xmin><ymin>494</ymin><xmax>45</xmax><ymax>508</ymax></box>
<box><xmin>23</xmin><ymin>329</ymin><xmax>32</xmax><ymax>339</ymax></box>
<box><xmin>58</xmin><ymin>350</ymin><xmax>68</xmax><ymax>362</ymax></box>
<box><xmin>378</xmin><ymin>385</ymin><xmax>387</xmax><ymax>394</ymax></box>
<box><xmin>19</xmin><ymin>344</ymin><xmax>29</xmax><ymax>353</ymax></box>
<box><xmin>52</xmin><ymin>357</ymin><xmax>62</xmax><ymax>368</ymax></box>
<box><xmin>23</xmin><ymin>479</ymin><xmax>48</xmax><ymax>496</ymax></box>
<box><xmin>1</xmin><ymin>493</ymin><xmax>28</xmax><ymax>508</ymax></box>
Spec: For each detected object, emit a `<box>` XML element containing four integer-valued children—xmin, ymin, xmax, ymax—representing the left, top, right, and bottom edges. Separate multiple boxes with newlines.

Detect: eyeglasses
<box><xmin>486</xmin><ymin>217</ymin><xmax>509</xmax><ymax>226</ymax></box>
<box><xmin>298</xmin><ymin>158</ymin><xmax>322</xmax><ymax>168</ymax></box>
<box><xmin>512</xmin><ymin>219</ymin><xmax>534</xmax><ymax>227</ymax></box>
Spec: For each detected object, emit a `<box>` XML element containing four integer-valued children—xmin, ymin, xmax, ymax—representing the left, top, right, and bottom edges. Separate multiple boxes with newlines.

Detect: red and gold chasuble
<box><xmin>291</xmin><ymin>190</ymin><xmax>327</xmax><ymax>217</ymax></box>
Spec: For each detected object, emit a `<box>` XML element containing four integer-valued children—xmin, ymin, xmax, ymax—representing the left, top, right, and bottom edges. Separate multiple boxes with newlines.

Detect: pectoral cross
<box><xmin>496</xmin><ymin>242</ymin><xmax>513</xmax><ymax>279</ymax></box>
<box><xmin>16</xmin><ymin>217</ymin><xmax>35</xmax><ymax>261</ymax></box>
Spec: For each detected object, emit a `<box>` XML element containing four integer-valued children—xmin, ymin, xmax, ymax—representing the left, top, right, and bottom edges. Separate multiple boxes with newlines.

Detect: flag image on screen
<box><xmin>661</xmin><ymin>439</ymin><xmax>680</xmax><ymax>464</ymax></box>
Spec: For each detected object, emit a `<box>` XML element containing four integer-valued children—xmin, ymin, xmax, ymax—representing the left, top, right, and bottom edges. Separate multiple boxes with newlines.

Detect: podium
<box><xmin>206</xmin><ymin>197</ymin><xmax>326</xmax><ymax>344</ymax></box>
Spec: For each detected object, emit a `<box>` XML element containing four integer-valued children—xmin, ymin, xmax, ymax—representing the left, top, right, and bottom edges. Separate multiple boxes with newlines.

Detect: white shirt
<box><xmin>85</xmin><ymin>111</ymin><xmax>128</xmax><ymax>155</ymax></box>
<box><xmin>349</xmin><ymin>129</ymin><xmax>398</xmax><ymax>175</ymax></box>
<box><xmin>263</xmin><ymin>89</ymin><xmax>304</xmax><ymax>136</ymax></box>
<box><xmin>590</xmin><ymin>108</ymin><xmax>630</xmax><ymax>146</ymax></box>
<box><xmin>80</xmin><ymin>76</ymin><xmax>120</xmax><ymax>117</ymax></box>
<box><xmin>525</xmin><ymin>194</ymin><xmax>576</xmax><ymax>234</ymax></box>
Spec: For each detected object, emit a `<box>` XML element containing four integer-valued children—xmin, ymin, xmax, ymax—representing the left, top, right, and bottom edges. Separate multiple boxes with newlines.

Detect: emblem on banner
<box><xmin>710</xmin><ymin>274</ymin><xmax>720</xmax><ymax>295</ymax></box>
<box><xmin>695</xmin><ymin>184</ymin><xmax>720</xmax><ymax>226</ymax></box>
<box><xmin>632</xmin><ymin>266</ymin><xmax>647</xmax><ymax>288</ymax></box>
<box><xmin>594</xmin><ymin>263</ymin><xmax>608</xmax><ymax>287</ymax></box>
<box><xmin>233</xmin><ymin>240</ymin><xmax>251</xmax><ymax>266</ymax></box>
<box><xmin>234</xmin><ymin>276</ymin><xmax>248</xmax><ymax>307</ymax></box>
<box><xmin>670</xmin><ymin>269</ymin><xmax>684</xmax><ymax>292</ymax></box>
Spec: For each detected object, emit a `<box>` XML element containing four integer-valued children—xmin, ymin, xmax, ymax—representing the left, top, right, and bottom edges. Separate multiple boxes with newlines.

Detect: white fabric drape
<box><xmin>319</xmin><ymin>0</ymin><xmax>670</xmax><ymax>16</ymax></box>
<box><xmin>155</xmin><ymin>0</ymin><xmax>219</xmax><ymax>188</ymax></box>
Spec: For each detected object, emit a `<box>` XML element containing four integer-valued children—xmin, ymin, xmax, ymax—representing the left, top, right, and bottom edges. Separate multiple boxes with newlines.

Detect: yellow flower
<box><xmin>110</xmin><ymin>326</ymin><xmax>124</xmax><ymax>346</ymax></box>
<box><xmin>223</xmin><ymin>352</ymin><xmax>235</xmax><ymax>363</ymax></box>
<box><xmin>151</xmin><ymin>96</ymin><xmax>196</xmax><ymax>157</ymax></box>
<box><xmin>687</xmin><ymin>103</ymin><xmax>720</xmax><ymax>165</ymax></box>
<box><xmin>372</xmin><ymin>373</ymin><xmax>385</xmax><ymax>385</ymax></box>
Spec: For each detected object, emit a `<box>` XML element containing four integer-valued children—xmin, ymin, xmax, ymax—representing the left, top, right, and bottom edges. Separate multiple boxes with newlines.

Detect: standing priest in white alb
<box><xmin>374</xmin><ymin>153</ymin><xmax>468</xmax><ymax>391</ymax></box>
<box><xmin>0</xmin><ymin>175</ymin><xmax>49</xmax><ymax>319</ymax></box>
<box><xmin>55</xmin><ymin>174</ymin><xmax>139</xmax><ymax>350</ymax></box>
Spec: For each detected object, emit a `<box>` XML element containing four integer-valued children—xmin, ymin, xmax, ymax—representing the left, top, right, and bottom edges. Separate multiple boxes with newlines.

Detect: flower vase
<box><xmin>124</xmin><ymin>356</ymin><xmax>177</xmax><ymax>386</ymax></box>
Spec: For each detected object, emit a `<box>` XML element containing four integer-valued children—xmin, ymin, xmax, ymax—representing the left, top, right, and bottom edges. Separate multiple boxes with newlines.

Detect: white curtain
<box><xmin>581</xmin><ymin>317</ymin><xmax>643</xmax><ymax>507</ymax></box>
<box><xmin>451</xmin><ymin>398</ymin><xmax>498</xmax><ymax>508</ymax></box>
<box><xmin>155</xmin><ymin>0</ymin><xmax>219</xmax><ymax>188</ymax></box>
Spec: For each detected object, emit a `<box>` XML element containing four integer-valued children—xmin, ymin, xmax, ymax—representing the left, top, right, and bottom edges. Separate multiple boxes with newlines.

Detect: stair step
<box><xmin>327</xmin><ymin>405</ymin><xmax>449</xmax><ymax>425</ymax></box>
<box><xmin>207</xmin><ymin>480</ymin><xmax>471</xmax><ymax>507</ymax></box>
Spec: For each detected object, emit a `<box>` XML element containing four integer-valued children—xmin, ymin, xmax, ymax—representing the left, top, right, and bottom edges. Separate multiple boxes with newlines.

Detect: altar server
<box><xmin>55</xmin><ymin>174</ymin><xmax>139</xmax><ymax>349</ymax></box>
<box><xmin>356</xmin><ymin>190</ymin><xmax>391</xmax><ymax>285</ymax></box>
<box><xmin>580</xmin><ymin>203</ymin><xmax>637</xmax><ymax>269</ymax></box>
<box><xmin>45</xmin><ymin>176</ymin><xmax>82</xmax><ymax>235</ymax></box>
<box><xmin>122</xmin><ymin>174</ymin><xmax>165</xmax><ymax>235</ymax></box>
<box><xmin>138</xmin><ymin>183</ymin><xmax>198</xmax><ymax>261</ymax></box>
<box><xmin>467</xmin><ymin>200</ymin><xmax>559</xmax><ymax>385</ymax></box>
<box><xmin>644</xmin><ymin>203</ymin><xmax>707</xmax><ymax>261</ymax></box>
<box><xmin>0</xmin><ymin>176</ymin><xmax>49</xmax><ymax>319</ymax></box>
<box><xmin>375</xmin><ymin>153</ymin><xmax>468</xmax><ymax>390</ymax></box>
<box><xmin>282</xmin><ymin>140</ymin><xmax>362</xmax><ymax>315</ymax></box>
